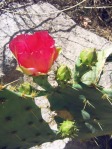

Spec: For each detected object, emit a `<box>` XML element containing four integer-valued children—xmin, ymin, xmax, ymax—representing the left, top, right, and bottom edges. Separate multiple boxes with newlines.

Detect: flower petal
<box><xmin>9</xmin><ymin>31</ymin><xmax>59</xmax><ymax>76</ymax></box>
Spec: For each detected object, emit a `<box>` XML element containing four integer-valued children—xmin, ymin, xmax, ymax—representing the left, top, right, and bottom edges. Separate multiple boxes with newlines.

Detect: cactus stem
<box><xmin>94</xmin><ymin>119</ymin><xmax>103</xmax><ymax>131</ymax></box>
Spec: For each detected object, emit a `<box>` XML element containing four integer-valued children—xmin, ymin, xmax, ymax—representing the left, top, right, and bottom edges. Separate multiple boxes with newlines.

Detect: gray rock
<box><xmin>0</xmin><ymin>2</ymin><xmax>112</xmax><ymax>86</ymax></box>
<box><xmin>0</xmin><ymin>2</ymin><xmax>112</xmax><ymax>149</ymax></box>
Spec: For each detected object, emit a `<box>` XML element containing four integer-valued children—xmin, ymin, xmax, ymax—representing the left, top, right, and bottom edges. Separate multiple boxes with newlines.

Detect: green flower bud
<box><xmin>58</xmin><ymin>120</ymin><xmax>79</xmax><ymax>138</ymax></box>
<box><xmin>56</xmin><ymin>65</ymin><xmax>71</xmax><ymax>82</ymax></box>
<box><xmin>18</xmin><ymin>82</ymin><xmax>32</xmax><ymax>95</ymax></box>
<box><xmin>80</xmin><ymin>48</ymin><xmax>97</xmax><ymax>66</ymax></box>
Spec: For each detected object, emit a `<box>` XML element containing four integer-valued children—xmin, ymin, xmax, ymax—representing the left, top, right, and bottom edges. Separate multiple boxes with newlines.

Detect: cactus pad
<box><xmin>0</xmin><ymin>87</ymin><xmax>57</xmax><ymax>149</ymax></box>
<box><xmin>48</xmin><ymin>83</ymin><xmax>112</xmax><ymax>140</ymax></box>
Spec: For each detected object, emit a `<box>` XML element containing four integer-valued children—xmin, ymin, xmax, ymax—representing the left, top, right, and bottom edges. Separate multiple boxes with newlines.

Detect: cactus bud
<box><xmin>18</xmin><ymin>82</ymin><xmax>32</xmax><ymax>95</ymax></box>
<box><xmin>56</xmin><ymin>65</ymin><xmax>71</xmax><ymax>82</ymax></box>
<box><xmin>80</xmin><ymin>48</ymin><xmax>97</xmax><ymax>66</ymax></box>
<box><xmin>58</xmin><ymin>120</ymin><xmax>79</xmax><ymax>138</ymax></box>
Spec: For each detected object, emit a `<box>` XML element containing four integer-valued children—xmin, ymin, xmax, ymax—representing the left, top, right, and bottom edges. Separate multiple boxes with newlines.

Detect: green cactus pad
<box><xmin>0</xmin><ymin>88</ymin><xmax>58</xmax><ymax>149</ymax></box>
<box><xmin>48</xmin><ymin>83</ymin><xmax>112</xmax><ymax>140</ymax></box>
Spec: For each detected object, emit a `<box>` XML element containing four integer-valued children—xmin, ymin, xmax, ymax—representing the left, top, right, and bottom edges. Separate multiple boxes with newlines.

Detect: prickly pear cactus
<box><xmin>47</xmin><ymin>47</ymin><xmax>112</xmax><ymax>140</ymax></box>
<box><xmin>1</xmin><ymin>46</ymin><xmax>112</xmax><ymax>148</ymax></box>
<box><xmin>0</xmin><ymin>86</ymin><xmax>58</xmax><ymax>149</ymax></box>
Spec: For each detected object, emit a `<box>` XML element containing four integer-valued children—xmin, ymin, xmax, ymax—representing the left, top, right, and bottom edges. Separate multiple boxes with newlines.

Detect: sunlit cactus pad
<box><xmin>0</xmin><ymin>88</ymin><xmax>57</xmax><ymax>149</ymax></box>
